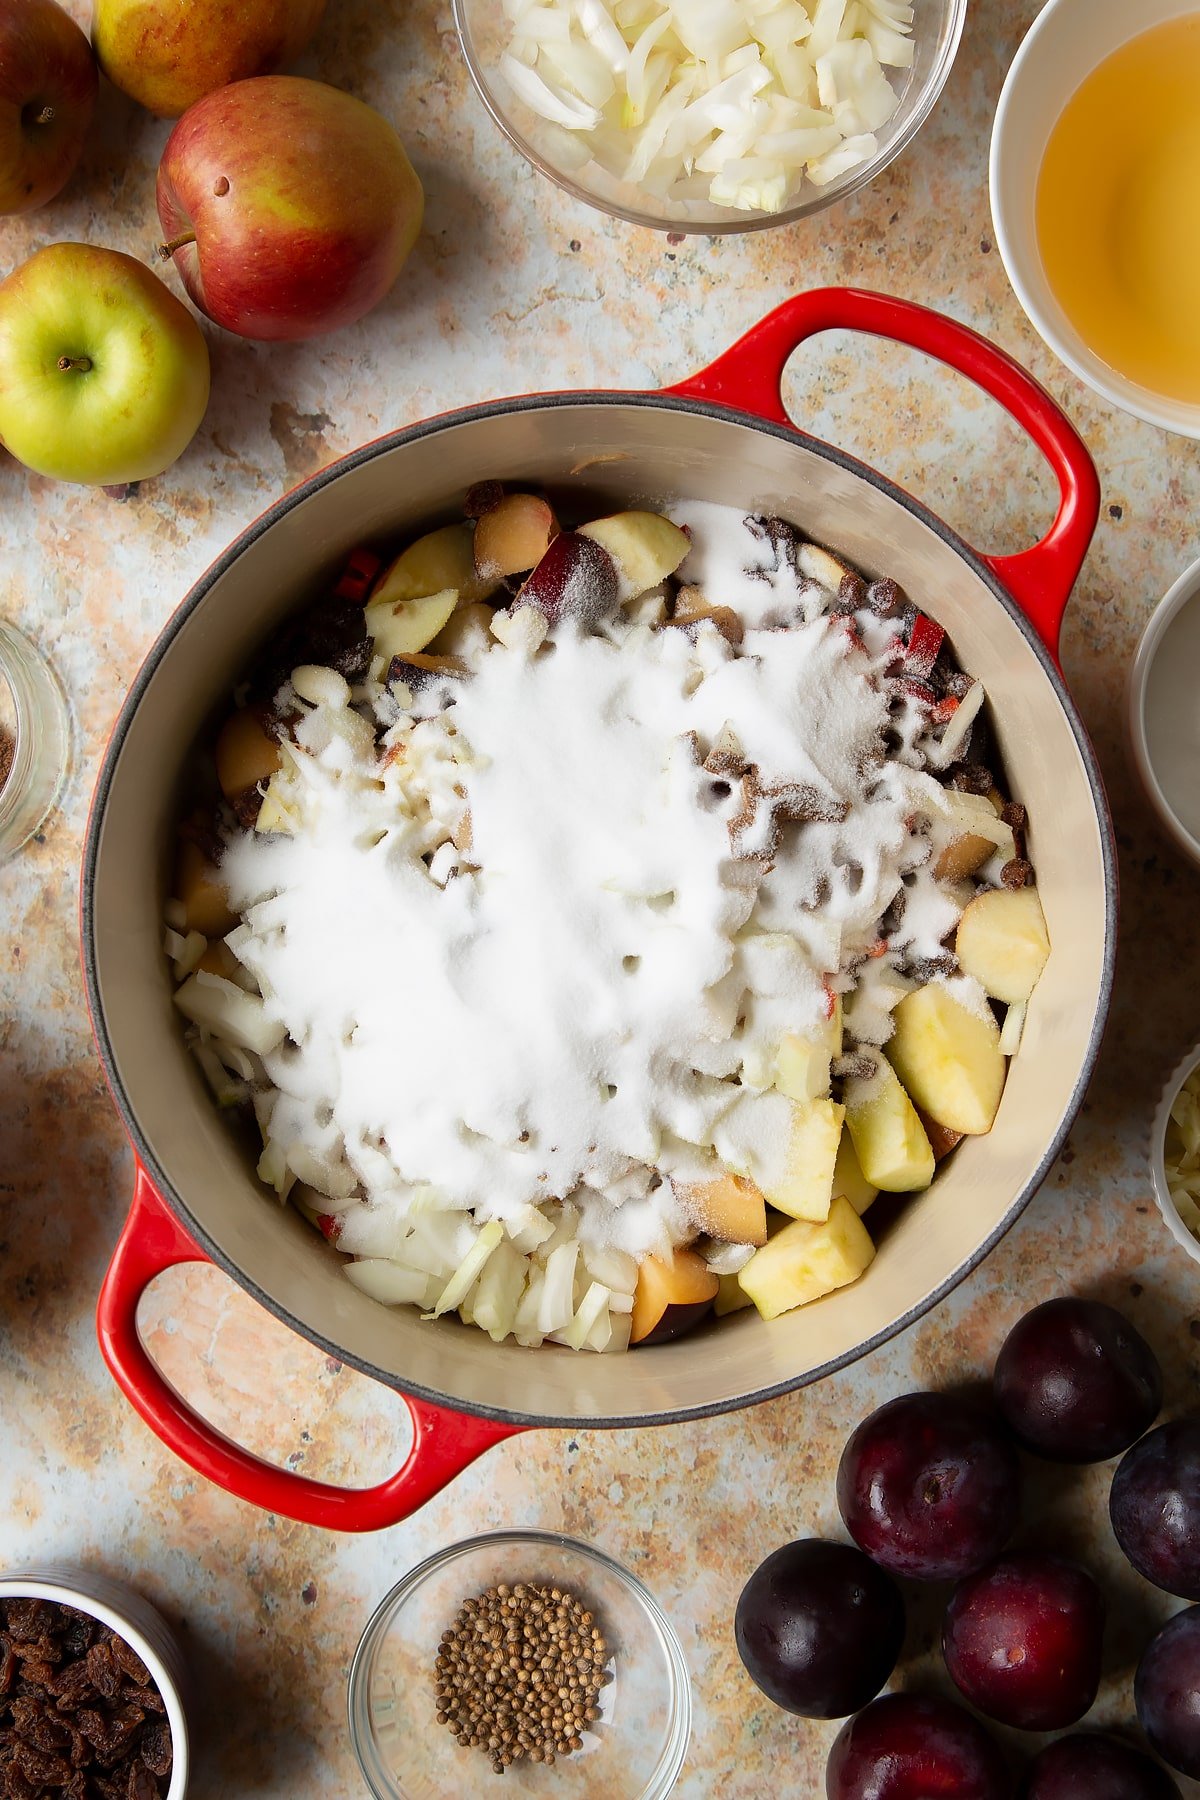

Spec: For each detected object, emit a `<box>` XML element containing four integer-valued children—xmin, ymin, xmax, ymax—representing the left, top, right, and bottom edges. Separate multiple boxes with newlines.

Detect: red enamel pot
<box><xmin>83</xmin><ymin>288</ymin><xmax>1115</xmax><ymax>1530</ymax></box>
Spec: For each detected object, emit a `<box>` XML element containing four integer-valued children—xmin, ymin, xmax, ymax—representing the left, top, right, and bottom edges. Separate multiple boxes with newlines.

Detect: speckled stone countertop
<box><xmin>2</xmin><ymin>2</ymin><xmax>1200</xmax><ymax>1795</ymax></box>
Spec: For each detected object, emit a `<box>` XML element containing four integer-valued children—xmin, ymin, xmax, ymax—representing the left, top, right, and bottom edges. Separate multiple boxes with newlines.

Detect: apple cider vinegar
<box><xmin>1036</xmin><ymin>14</ymin><xmax>1200</xmax><ymax>402</ymax></box>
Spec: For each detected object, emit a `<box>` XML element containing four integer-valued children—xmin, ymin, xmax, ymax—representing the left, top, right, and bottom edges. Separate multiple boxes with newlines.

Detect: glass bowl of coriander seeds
<box><xmin>348</xmin><ymin>1531</ymin><xmax>691</xmax><ymax>1798</ymax></box>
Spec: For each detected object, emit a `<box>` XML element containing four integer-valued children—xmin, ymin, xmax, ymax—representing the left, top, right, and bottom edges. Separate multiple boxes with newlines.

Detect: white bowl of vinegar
<box><xmin>991</xmin><ymin>0</ymin><xmax>1200</xmax><ymax>437</ymax></box>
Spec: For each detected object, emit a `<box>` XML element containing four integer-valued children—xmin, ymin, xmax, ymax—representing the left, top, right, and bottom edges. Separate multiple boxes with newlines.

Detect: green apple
<box><xmin>0</xmin><ymin>242</ymin><xmax>210</xmax><ymax>485</ymax></box>
<box><xmin>92</xmin><ymin>0</ymin><xmax>326</xmax><ymax>119</ymax></box>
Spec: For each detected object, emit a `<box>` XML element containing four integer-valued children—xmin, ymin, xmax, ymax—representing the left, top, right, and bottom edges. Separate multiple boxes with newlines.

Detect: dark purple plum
<box><xmin>993</xmin><ymin>1298</ymin><xmax>1162</xmax><ymax>1463</ymax></box>
<box><xmin>735</xmin><ymin>1538</ymin><xmax>904</xmax><ymax>1718</ymax></box>
<box><xmin>943</xmin><ymin>1553</ymin><xmax>1105</xmax><ymax>1730</ymax></box>
<box><xmin>1110</xmin><ymin>1418</ymin><xmax>1200</xmax><ymax>1599</ymax></box>
<box><xmin>1022</xmin><ymin>1733</ymin><xmax>1181</xmax><ymax>1798</ymax></box>
<box><xmin>826</xmin><ymin>1693</ymin><xmax>1009</xmax><ymax>1800</ymax></box>
<box><xmin>518</xmin><ymin>530</ymin><xmax>618</xmax><ymax>625</ymax></box>
<box><xmin>836</xmin><ymin>1392</ymin><xmax>1021</xmax><ymax>1581</ymax></box>
<box><xmin>1135</xmin><ymin>1605</ymin><xmax>1200</xmax><ymax>1780</ymax></box>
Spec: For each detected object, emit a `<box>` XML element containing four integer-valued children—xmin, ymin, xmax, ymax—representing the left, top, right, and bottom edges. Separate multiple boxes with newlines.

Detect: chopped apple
<box><xmin>776</xmin><ymin>1098</ymin><xmax>845</xmax><ymax>1222</ymax></box>
<box><xmin>372</xmin><ymin>521</ymin><xmax>499</xmax><ymax>606</ymax></box>
<box><xmin>670</xmin><ymin>584</ymin><xmax>743</xmax><ymax>644</ymax></box>
<box><xmin>364</xmin><ymin>586</ymin><xmax>458</xmax><ymax>663</ymax></box>
<box><xmin>712</xmin><ymin>1090</ymin><xmax>844</xmax><ymax>1222</ymax></box>
<box><xmin>775</xmin><ymin>1031</ymin><xmax>833</xmax><ymax>1102</ymax></box>
<box><xmin>737</xmin><ymin>1196</ymin><xmax>875</xmax><ymax>1321</ymax></box>
<box><xmin>916</xmin><ymin>1108</ymin><xmax>964</xmax><ymax>1161</ymax></box>
<box><xmin>887</xmin><ymin>983</ymin><xmax>1006</xmax><ymax>1136</ymax></box>
<box><xmin>174</xmin><ymin>839</ymin><xmax>237</xmax><ymax>936</ymax></box>
<box><xmin>798</xmin><ymin>542</ymin><xmax>853</xmax><ymax>591</ymax></box>
<box><xmin>672</xmin><ymin>1171</ymin><xmax>767</xmax><ymax>1246</ymax></box>
<box><xmin>630</xmin><ymin>1247</ymin><xmax>719</xmax><ymax>1345</ymax></box>
<box><xmin>578</xmin><ymin>509</ymin><xmax>691</xmax><ymax>601</ymax></box>
<box><xmin>215</xmin><ymin>710</ymin><xmax>280</xmax><ymax>801</ymax></box>
<box><xmin>431</xmin><ymin>600</ymin><xmax>495</xmax><ymax>659</ymax></box>
<box><xmin>833</xmin><ymin>1128</ymin><xmax>878</xmax><ymax>1215</ymax></box>
<box><xmin>715</xmin><ymin>1271</ymin><xmax>755</xmax><ymax>1316</ymax></box>
<box><xmin>473</xmin><ymin>492</ymin><xmax>558</xmax><ymax>581</ymax></box>
<box><xmin>843</xmin><ymin>1057</ymin><xmax>935</xmax><ymax>1192</ymax></box>
<box><xmin>955</xmin><ymin>885</ymin><xmax>1050</xmax><ymax>1005</ymax></box>
<box><xmin>933</xmin><ymin>832</ymin><xmax>995</xmax><ymax>882</ymax></box>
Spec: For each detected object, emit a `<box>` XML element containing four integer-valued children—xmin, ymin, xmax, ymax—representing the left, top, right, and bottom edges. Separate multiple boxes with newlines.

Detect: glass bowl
<box><xmin>348</xmin><ymin>1531</ymin><xmax>691</xmax><ymax>1799</ymax></box>
<box><xmin>0</xmin><ymin>622</ymin><xmax>70</xmax><ymax>860</ymax></box>
<box><xmin>452</xmin><ymin>0</ymin><xmax>967</xmax><ymax>233</ymax></box>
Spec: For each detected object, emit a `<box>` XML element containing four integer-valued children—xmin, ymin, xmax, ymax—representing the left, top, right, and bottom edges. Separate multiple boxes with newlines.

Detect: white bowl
<box><xmin>0</xmin><ymin>1565</ymin><xmax>190</xmax><ymax>1798</ymax></box>
<box><xmin>1150</xmin><ymin>1042</ymin><xmax>1200</xmax><ymax>1270</ymax></box>
<box><xmin>1127</xmin><ymin>552</ymin><xmax>1200</xmax><ymax>867</ymax></box>
<box><xmin>990</xmin><ymin>0</ymin><xmax>1200</xmax><ymax>436</ymax></box>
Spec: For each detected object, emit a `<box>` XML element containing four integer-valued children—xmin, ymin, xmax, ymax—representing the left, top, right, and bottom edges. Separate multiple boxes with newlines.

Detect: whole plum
<box><xmin>735</xmin><ymin>1539</ymin><xmax>904</xmax><ymax>1718</ymax></box>
<box><xmin>1110</xmin><ymin>1418</ymin><xmax>1200</xmax><ymax>1599</ymax></box>
<box><xmin>1022</xmin><ymin>1732</ymin><xmax>1181</xmax><ymax>1798</ymax></box>
<box><xmin>826</xmin><ymin>1693</ymin><xmax>1009</xmax><ymax>1800</ymax></box>
<box><xmin>993</xmin><ymin>1298</ymin><xmax>1162</xmax><ymax>1463</ymax></box>
<box><xmin>836</xmin><ymin>1392</ymin><xmax>1021</xmax><ymax>1581</ymax></box>
<box><xmin>943</xmin><ymin>1553</ymin><xmax>1105</xmax><ymax>1731</ymax></box>
<box><xmin>1135</xmin><ymin>1605</ymin><xmax>1200</xmax><ymax>1780</ymax></box>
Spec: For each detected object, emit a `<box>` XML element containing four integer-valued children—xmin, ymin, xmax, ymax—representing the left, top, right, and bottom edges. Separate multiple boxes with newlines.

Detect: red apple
<box><xmin>92</xmin><ymin>0</ymin><xmax>326</xmax><ymax>119</ymax></box>
<box><xmin>156</xmin><ymin>75</ymin><xmax>423</xmax><ymax>342</ymax></box>
<box><xmin>0</xmin><ymin>0</ymin><xmax>98</xmax><ymax>215</ymax></box>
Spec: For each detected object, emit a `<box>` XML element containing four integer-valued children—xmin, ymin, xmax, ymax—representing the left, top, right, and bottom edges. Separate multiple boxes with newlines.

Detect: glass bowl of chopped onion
<box><xmin>1151</xmin><ymin>1044</ymin><xmax>1200</xmax><ymax>1269</ymax></box>
<box><xmin>452</xmin><ymin>0</ymin><xmax>967</xmax><ymax>232</ymax></box>
<box><xmin>348</xmin><ymin>1531</ymin><xmax>691</xmax><ymax>1798</ymax></box>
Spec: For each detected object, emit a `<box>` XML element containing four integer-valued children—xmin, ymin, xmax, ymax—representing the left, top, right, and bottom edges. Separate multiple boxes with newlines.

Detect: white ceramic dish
<box><xmin>1150</xmin><ymin>1042</ymin><xmax>1200</xmax><ymax>1270</ymax></box>
<box><xmin>0</xmin><ymin>1565</ymin><xmax>190</xmax><ymax>1799</ymax></box>
<box><xmin>1127</xmin><ymin>552</ymin><xmax>1200</xmax><ymax>866</ymax></box>
<box><xmin>990</xmin><ymin>0</ymin><xmax>1200</xmax><ymax>437</ymax></box>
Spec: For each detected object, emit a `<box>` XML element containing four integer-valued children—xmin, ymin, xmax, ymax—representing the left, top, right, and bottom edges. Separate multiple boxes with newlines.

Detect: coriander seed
<box><xmin>433</xmin><ymin>1579</ymin><xmax>611</xmax><ymax>1773</ymax></box>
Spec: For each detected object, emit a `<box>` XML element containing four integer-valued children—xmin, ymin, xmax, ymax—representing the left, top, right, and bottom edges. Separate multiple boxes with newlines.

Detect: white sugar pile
<box><xmin>220</xmin><ymin>504</ymin><xmax>965</xmax><ymax>1255</ymax></box>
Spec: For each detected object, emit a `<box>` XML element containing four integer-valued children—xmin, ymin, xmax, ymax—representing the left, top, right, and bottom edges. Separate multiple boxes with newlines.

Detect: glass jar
<box><xmin>0</xmin><ymin>623</ymin><xmax>70</xmax><ymax>860</ymax></box>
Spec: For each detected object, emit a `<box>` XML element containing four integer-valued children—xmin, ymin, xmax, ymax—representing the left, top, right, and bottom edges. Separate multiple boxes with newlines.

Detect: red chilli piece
<box><xmin>899</xmin><ymin>675</ymin><xmax>937</xmax><ymax>706</ymax></box>
<box><xmin>333</xmin><ymin>547</ymin><xmax>383</xmax><ymax>603</ymax></box>
<box><xmin>316</xmin><ymin>1213</ymin><xmax>341</xmax><ymax>1244</ymax></box>
<box><xmin>931</xmin><ymin>695</ymin><xmax>960</xmax><ymax>725</ymax></box>
<box><xmin>905</xmin><ymin>611</ymin><xmax>945</xmax><ymax>677</ymax></box>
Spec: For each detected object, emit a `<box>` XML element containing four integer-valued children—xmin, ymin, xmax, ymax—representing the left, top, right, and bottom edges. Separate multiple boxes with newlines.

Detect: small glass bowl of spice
<box><xmin>349</xmin><ymin>1531</ymin><xmax>690</xmax><ymax>1799</ymax></box>
<box><xmin>0</xmin><ymin>622</ymin><xmax>70</xmax><ymax>860</ymax></box>
<box><xmin>1151</xmin><ymin>1040</ymin><xmax>1200</xmax><ymax>1270</ymax></box>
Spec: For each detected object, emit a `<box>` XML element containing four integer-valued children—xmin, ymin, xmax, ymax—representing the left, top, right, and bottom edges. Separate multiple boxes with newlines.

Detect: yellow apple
<box><xmin>0</xmin><ymin>242</ymin><xmax>210</xmax><ymax>485</ymax></box>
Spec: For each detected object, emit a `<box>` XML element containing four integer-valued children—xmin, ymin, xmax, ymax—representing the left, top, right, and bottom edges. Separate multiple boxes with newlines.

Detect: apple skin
<box><xmin>0</xmin><ymin>0</ymin><xmax>98</xmax><ymax>214</ymax></box>
<box><xmin>92</xmin><ymin>0</ymin><xmax>325</xmax><ymax>120</ymax></box>
<box><xmin>156</xmin><ymin>76</ymin><xmax>424</xmax><ymax>342</ymax></box>
<box><xmin>0</xmin><ymin>242</ymin><xmax>210</xmax><ymax>485</ymax></box>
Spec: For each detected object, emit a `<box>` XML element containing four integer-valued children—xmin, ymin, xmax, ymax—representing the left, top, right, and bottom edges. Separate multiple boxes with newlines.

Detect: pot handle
<box><xmin>663</xmin><ymin>287</ymin><xmax>1100</xmax><ymax>662</ymax></box>
<box><xmin>96</xmin><ymin>1164</ymin><xmax>522</xmax><ymax>1532</ymax></box>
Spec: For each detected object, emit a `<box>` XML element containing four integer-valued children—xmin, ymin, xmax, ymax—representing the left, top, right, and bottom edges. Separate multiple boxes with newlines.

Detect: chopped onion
<box><xmin>496</xmin><ymin>0</ymin><xmax>912</xmax><ymax>211</ymax></box>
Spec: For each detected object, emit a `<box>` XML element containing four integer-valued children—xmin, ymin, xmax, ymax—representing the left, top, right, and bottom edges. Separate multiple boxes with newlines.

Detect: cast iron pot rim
<box><xmin>81</xmin><ymin>388</ymin><xmax>1119</xmax><ymax>1431</ymax></box>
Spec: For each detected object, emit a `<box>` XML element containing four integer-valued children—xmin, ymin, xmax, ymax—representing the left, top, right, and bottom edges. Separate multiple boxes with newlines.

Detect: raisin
<box><xmin>867</xmin><ymin>577</ymin><xmax>904</xmax><ymax>618</ymax></box>
<box><xmin>46</xmin><ymin>1659</ymin><xmax>98</xmax><ymax>1710</ymax></box>
<box><xmin>0</xmin><ymin>1640</ymin><xmax>15</xmax><ymax>1696</ymax></box>
<box><xmin>999</xmin><ymin>800</ymin><xmax>1027</xmax><ymax>831</ymax></box>
<box><xmin>85</xmin><ymin>1643</ymin><xmax>123</xmax><ymax>1702</ymax></box>
<box><xmin>838</xmin><ymin>571</ymin><xmax>868</xmax><ymax>612</ymax></box>
<box><xmin>109</xmin><ymin>1642</ymin><xmax>151</xmax><ymax>1694</ymax></box>
<box><xmin>11</xmin><ymin>1634</ymin><xmax>62</xmax><ymax>1667</ymax></box>
<box><xmin>0</xmin><ymin>1604</ymin><xmax>48</xmax><ymax>1645</ymax></box>
<box><xmin>138</xmin><ymin>1721</ymin><xmax>172</xmax><ymax>1780</ymax></box>
<box><xmin>127</xmin><ymin>1765</ymin><xmax>159</xmax><ymax>1800</ymax></box>
<box><xmin>948</xmin><ymin>763</ymin><xmax>994</xmax><ymax>795</ymax></box>
<box><xmin>13</xmin><ymin>1738</ymin><xmax>72</xmax><ymax>1786</ymax></box>
<box><xmin>463</xmin><ymin>479</ymin><xmax>504</xmax><ymax>518</ymax></box>
<box><xmin>1001</xmin><ymin>857</ymin><xmax>1034</xmax><ymax>889</ymax></box>
<box><xmin>229</xmin><ymin>786</ymin><xmax>263</xmax><ymax>829</ymax></box>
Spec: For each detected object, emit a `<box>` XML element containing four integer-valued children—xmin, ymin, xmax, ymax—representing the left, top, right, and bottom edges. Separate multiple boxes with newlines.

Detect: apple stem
<box><xmin>32</xmin><ymin>104</ymin><xmax>55</xmax><ymax>126</ymax></box>
<box><xmin>157</xmin><ymin>231</ymin><xmax>197</xmax><ymax>260</ymax></box>
<box><xmin>56</xmin><ymin>356</ymin><xmax>92</xmax><ymax>374</ymax></box>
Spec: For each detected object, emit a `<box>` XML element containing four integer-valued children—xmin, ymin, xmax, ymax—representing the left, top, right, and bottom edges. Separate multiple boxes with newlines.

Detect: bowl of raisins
<box><xmin>0</xmin><ymin>1566</ymin><xmax>188</xmax><ymax>1800</ymax></box>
